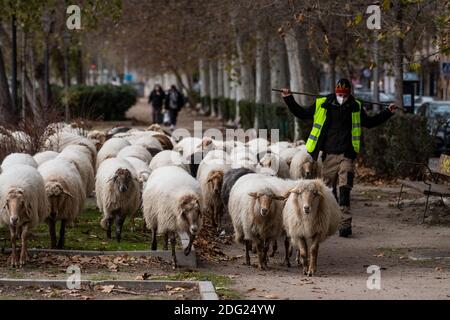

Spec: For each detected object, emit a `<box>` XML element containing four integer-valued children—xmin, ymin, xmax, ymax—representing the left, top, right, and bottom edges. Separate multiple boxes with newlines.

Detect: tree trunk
<box><xmin>269</xmin><ymin>35</ymin><xmax>289</xmax><ymax>104</ymax></box>
<box><xmin>329</xmin><ymin>54</ymin><xmax>337</xmax><ymax>92</ymax></box>
<box><xmin>284</xmin><ymin>27</ymin><xmax>319</xmax><ymax>141</ymax></box>
<box><xmin>0</xmin><ymin>45</ymin><xmax>14</xmax><ymax>124</ymax></box>
<box><xmin>372</xmin><ymin>36</ymin><xmax>380</xmax><ymax>112</ymax></box>
<box><xmin>11</xmin><ymin>15</ymin><xmax>18</xmax><ymax>116</ymax></box>
<box><xmin>223</xmin><ymin>62</ymin><xmax>230</xmax><ymax>99</ymax></box>
<box><xmin>198</xmin><ymin>58</ymin><xmax>210</xmax><ymax>111</ymax></box>
<box><xmin>255</xmin><ymin>29</ymin><xmax>271</xmax><ymax>129</ymax></box>
<box><xmin>232</xmin><ymin>15</ymin><xmax>255</xmax><ymax>102</ymax></box>
<box><xmin>76</xmin><ymin>47</ymin><xmax>84</xmax><ymax>85</ymax></box>
<box><xmin>217</xmin><ymin>60</ymin><xmax>224</xmax><ymax>119</ymax></box>
<box><xmin>393</xmin><ymin>1</ymin><xmax>404</xmax><ymax>109</ymax></box>
<box><xmin>209</xmin><ymin>60</ymin><xmax>218</xmax><ymax>117</ymax></box>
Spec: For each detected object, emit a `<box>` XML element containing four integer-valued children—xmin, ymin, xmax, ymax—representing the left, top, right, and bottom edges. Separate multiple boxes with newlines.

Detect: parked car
<box><xmin>353</xmin><ymin>90</ymin><xmax>394</xmax><ymax>110</ymax></box>
<box><xmin>416</xmin><ymin>101</ymin><xmax>450</xmax><ymax>155</ymax></box>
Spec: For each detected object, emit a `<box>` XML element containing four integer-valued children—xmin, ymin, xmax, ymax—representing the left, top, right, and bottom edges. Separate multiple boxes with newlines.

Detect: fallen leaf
<box><xmin>264</xmin><ymin>294</ymin><xmax>279</xmax><ymax>299</ymax></box>
<box><xmin>99</xmin><ymin>285</ymin><xmax>115</xmax><ymax>293</ymax></box>
<box><xmin>247</xmin><ymin>288</ymin><xmax>257</xmax><ymax>292</ymax></box>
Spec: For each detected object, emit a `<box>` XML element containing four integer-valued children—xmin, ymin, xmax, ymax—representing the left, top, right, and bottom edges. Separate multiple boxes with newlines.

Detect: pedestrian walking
<box><xmin>165</xmin><ymin>85</ymin><xmax>185</xmax><ymax>130</ymax></box>
<box><xmin>282</xmin><ymin>78</ymin><xmax>398</xmax><ymax>237</ymax></box>
<box><xmin>148</xmin><ymin>84</ymin><xmax>166</xmax><ymax>124</ymax></box>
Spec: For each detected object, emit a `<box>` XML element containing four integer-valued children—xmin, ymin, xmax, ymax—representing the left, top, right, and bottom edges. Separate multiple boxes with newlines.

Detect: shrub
<box><xmin>219</xmin><ymin>97</ymin><xmax>236</xmax><ymax>121</ymax></box>
<box><xmin>65</xmin><ymin>84</ymin><xmax>137</xmax><ymax>120</ymax></box>
<box><xmin>238</xmin><ymin>100</ymin><xmax>256</xmax><ymax>129</ymax></box>
<box><xmin>360</xmin><ymin>112</ymin><xmax>434</xmax><ymax>178</ymax></box>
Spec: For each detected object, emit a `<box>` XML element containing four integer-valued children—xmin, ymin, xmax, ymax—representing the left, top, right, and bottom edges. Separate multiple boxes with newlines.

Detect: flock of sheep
<box><xmin>0</xmin><ymin>123</ymin><xmax>341</xmax><ymax>276</ymax></box>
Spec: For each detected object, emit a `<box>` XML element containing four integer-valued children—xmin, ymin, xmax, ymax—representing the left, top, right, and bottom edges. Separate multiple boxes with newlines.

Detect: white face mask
<box><xmin>337</xmin><ymin>96</ymin><xmax>347</xmax><ymax>105</ymax></box>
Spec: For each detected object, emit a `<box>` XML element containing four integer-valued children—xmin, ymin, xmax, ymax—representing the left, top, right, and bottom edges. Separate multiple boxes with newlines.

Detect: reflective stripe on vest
<box><xmin>305</xmin><ymin>98</ymin><xmax>362</xmax><ymax>153</ymax></box>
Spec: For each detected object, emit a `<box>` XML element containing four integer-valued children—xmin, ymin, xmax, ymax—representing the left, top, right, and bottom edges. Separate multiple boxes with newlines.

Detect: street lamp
<box><xmin>63</xmin><ymin>30</ymin><xmax>71</xmax><ymax>122</ymax></box>
<box><xmin>41</xmin><ymin>10</ymin><xmax>52</xmax><ymax>108</ymax></box>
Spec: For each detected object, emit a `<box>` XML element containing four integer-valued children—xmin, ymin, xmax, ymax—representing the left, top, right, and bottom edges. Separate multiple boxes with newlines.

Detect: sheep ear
<box><xmin>248</xmin><ymin>192</ymin><xmax>258</xmax><ymax>199</ymax></box>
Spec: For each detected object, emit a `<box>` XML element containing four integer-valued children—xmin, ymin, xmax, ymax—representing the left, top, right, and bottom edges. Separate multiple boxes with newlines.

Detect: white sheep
<box><xmin>38</xmin><ymin>159</ymin><xmax>86</xmax><ymax>249</ymax></box>
<box><xmin>174</xmin><ymin>137</ymin><xmax>202</xmax><ymax>157</ymax></box>
<box><xmin>117</xmin><ymin>145</ymin><xmax>153</xmax><ymax>164</ymax></box>
<box><xmin>57</xmin><ymin>147</ymin><xmax>95</xmax><ymax>196</ymax></box>
<box><xmin>133</xmin><ymin>135</ymin><xmax>163</xmax><ymax>156</ymax></box>
<box><xmin>63</xmin><ymin>144</ymin><xmax>96</xmax><ymax>171</ymax></box>
<box><xmin>0</xmin><ymin>164</ymin><xmax>49</xmax><ymax>267</ymax></box>
<box><xmin>228</xmin><ymin>173</ymin><xmax>295</xmax><ymax>269</ymax></box>
<box><xmin>143</xmin><ymin>166</ymin><xmax>202</xmax><ymax>268</ymax></box>
<box><xmin>95</xmin><ymin>158</ymin><xmax>141</xmax><ymax>241</ymax></box>
<box><xmin>279</xmin><ymin>147</ymin><xmax>300</xmax><ymax>169</ymax></box>
<box><xmin>289</xmin><ymin>148</ymin><xmax>322</xmax><ymax>179</ymax></box>
<box><xmin>257</xmin><ymin>152</ymin><xmax>290</xmax><ymax>178</ymax></box>
<box><xmin>282</xmin><ymin>179</ymin><xmax>341</xmax><ymax>276</ymax></box>
<box><xmin>44</xmin><ymin>132</ymin><xmax>97</xmax><ymax>165</ymax></box>
<box><xmin>33</xmin><ymin>151</ymin><xmax>59</xmax><ymax>167</ymax></box>
<box><xmin>246</xmin><ymin>138</ymin><xmax>269</xmax><ymax>156</ymax></box>
<box><xmin>149</xmin><ymin>150</ymin><xmax>191</xmax><ymax>173</ymax></box>
<box><xmin>197</xmin><ymin>160</ymin><xmax>231</xmax><ymax>229</ymax></box>
<box><xmin>123</xmin><ymin>156</ymin><xmax>152</xmax><ymax>189</ymax></box>
<box><xmin>268</xmin><ymin>141</ymin><xmax>293</xmax><ymax>154</ymax></box>
<box><xmin>96</xmin><ymin>137</ymin><xmax>131</xmax><ymax>170</ymax></box>
<box><xmin>1</xmin><ymin>153</ymin><xmax>38</xmax><ymax>172</ymax></box>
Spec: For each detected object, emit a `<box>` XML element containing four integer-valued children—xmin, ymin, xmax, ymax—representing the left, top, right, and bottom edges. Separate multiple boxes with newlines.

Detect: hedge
<box><xmin>360</xmin><ymin>112</ymin><xmax>434</xmax><ymax>177</ymax></box>
<box><xmin>64</xmin><ymin>84</ymin><xmax>138</xmax><ymax>120</ymax></box>
<box><xmin>219</xmin><ymin>97</ymin><xmax>236</xmax><ymax>121</ymax></box>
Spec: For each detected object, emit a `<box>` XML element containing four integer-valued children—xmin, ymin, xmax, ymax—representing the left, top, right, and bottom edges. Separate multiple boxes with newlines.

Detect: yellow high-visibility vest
<box><xmin>305</xmin><ymin>97</ymin><xmax>362</xmax><ymax>153</ymax></box>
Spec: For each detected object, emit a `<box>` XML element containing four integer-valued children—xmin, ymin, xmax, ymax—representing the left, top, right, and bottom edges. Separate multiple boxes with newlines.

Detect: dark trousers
<box><xmin>168</xmin><ymin>108</ymin><xmax>179</xmax><ymax>126</ymax></box>
<box><xmin>152</xmin><ymin>106</ymin><xmax>162</xmax><ymax>124</ymax></box>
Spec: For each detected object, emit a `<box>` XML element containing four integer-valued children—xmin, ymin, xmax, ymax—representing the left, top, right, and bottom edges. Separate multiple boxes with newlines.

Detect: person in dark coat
<box><xmin>282</xmin><ymin>78</ymin><xmax>398</xmax><ymax>237</ymax></box>
<box><xmin>164</xmin><ymin>85</ymin><xmax>185</xmax><ymax>130</ymax></box>
<box><xmin>148</xmin><ymin>84</ymin><xmax>165</xmax><ymax>124</ymax></box>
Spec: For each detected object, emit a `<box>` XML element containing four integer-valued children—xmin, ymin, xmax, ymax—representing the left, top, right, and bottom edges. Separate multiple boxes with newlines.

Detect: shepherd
<box><xmin>281</xmin><ymin>78</ymin><xmax>397</xmax><ymax>237</ymax></box>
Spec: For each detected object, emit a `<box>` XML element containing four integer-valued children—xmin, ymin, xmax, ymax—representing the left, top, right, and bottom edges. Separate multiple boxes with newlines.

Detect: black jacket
<box><xmin>283</xmin><ymin>93</ymin><xmax>394</xmax><ymax>160</ymax></box>
<box><xmin>148</xmin><ymin>89</ymin><xmax>166</xmax><ymax>108</ymax></box>
<box><xmin>165</xmin><ymin>88</ymin><xmax>185</xmax><ymax>111</ymax></box>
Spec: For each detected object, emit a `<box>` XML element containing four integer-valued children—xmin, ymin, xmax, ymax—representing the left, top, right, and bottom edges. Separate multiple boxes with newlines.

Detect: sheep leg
<box><xmin>57</xmin><ymin>219</ymin><xmax>66</xmax><ymax>249</ymax></box>
<box><xmin>298</xmin><ymin>237</ymin><xmax>309</xmax><ymax>275</ymax></box>
<box><xmin>308</xmin><ymin>236</ymin><xmax>320</xmax><ymax>277</ymax></box>
<box><xmin>106</xmin><ymin>217</ymin><xmax>113</xmax><ymax>239</ymax></box>
<box><xmin>170</xmin><ymin>232</ymin><xmax>177</xmax><ymax>269</ymax></box>
<box><xmin>283</xmin><ymin>237</ymin><xmax>291</xmax><ymax>268</ymax></box>
<box><xmin>163</xmin><ymin>232</ymin><xmax>169</xmax><ymax>250</ymax></box>
<box><xmin>270</xmin><ymin>240</ymin><xmax>278</xmax><ymax>257</ymax></box>
<box><xmin>151</xmin><ymin>227</ymin><xmax>158</xmax><ymax>250</ymax></box>
<box><xmin>245</xmin><ymin>240</ymin><xmax>251</xmax><ymax>266</ymax></box>
<box><xmin>115</xmin><ymin>215</ymin><xmax>125</xmax><ymax>242</ymax></box>
<box><xmin>256</xmin><ymin>240</ymin><xmax>267</xmax><ymax>270</ymax></box>
<box><xmin>184</xmin><ymin>233</ymin><xmax>195</xmax><ymax>256</ymax></box>
<box><xmin>263</xmin><ymin>240</ymin><xmax>270</xmax><ymax>268</ymax></box>
<box><xmin>48</xmin><ymin>213</ymin><xmax>57</xmax><ymax>249</ymax></box>
<box><xmin>9</xmin><ymin>226</ymin><xmax>18</xmax><ymax>268</ymax></box>
<box><xmin>129</xmin><ymin>213</ymin><xmax>135</xmax><ymax>233</ymax></box>
<box><xmin>19</xmin><ymin>224</ymin><xmax>29</xmax><ymax>267</ymax></box>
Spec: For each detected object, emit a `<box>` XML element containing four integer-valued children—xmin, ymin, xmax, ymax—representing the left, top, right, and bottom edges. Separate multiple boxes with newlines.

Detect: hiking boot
<box><xmin>339</xmin><ymin>224</ymin><xmax>352</xmax><ymax>237</ymax></box>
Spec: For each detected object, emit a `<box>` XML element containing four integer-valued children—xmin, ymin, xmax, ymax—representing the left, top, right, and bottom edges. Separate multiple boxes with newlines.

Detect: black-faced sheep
<box><xmin>143</xmin><ymin>166</ymin><xmax>202</xmax><ymax>268</ymax></box>
<box><xmin>95</xmin><ymin>158</ymin><xmax>141</xmax><ymax>242</ymax></box>
<box><xmin>282</xmin><ymin>179</ymin><xmax>341</xmax><ymax>276</ymax></box>
<box><xmin>0</xmin><ymin>164</ymin><xmax>49</xmax><ymax>267</ymax></box>
<box><xmin>221</xmin><ymin>167</ymin><xmax>255</xmax><ymax>215</ymax></box>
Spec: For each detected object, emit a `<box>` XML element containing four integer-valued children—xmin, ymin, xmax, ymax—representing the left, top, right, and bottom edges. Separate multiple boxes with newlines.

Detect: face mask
<box><xmin>337</xmin><ymin>96</ymin><xmax>347</xmax><ymax>105</ymax></box>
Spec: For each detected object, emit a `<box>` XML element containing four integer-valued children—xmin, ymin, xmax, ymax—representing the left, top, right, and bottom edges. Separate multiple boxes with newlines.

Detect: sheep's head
<box><xmin>111</xmin><ymin>168</ymin><xmax>133</xmax><ymax>193</ymax></box>
<box><xmin>259</xmin><ymin>154</ymin><xmax>280</xmax><ymax>174</ymax></box>
<box><xmin>248</xmin><ymin>189</ymin><xmax>285</xmax><ymax>217</ymax></box>
<box><xmin>2</xmin><ymin>188</ymin><xmax>30</xmax><ymax>226</ymax></box>
<box><xmin>285</xmin><ymin>181</ymin><xmax>323</xmax><ymax>216</ymax></box>
<box><xmin>207</xmin><ymin>170</ymin><xmax>224</xmax><ymax>195</ymax></box>
<box><xmin>45</xmin><ymin>181</ymin><xmax>73</xmax><ymax>213</ymax></box>
<box><xmin>299</xmin><ymin>155</ymin><xmax>318</xmax><ymax>179</ymax></box>
<box><xmin>179</xmin><ymin>194</ymin><xmax>201</xmax><ymax>235</ymax></box>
